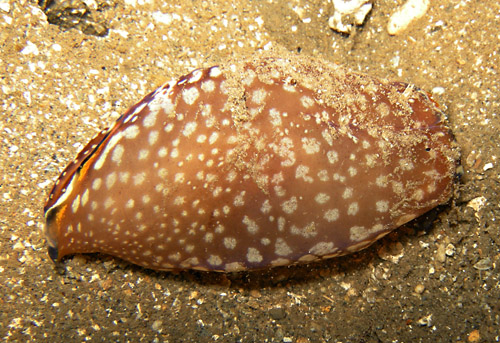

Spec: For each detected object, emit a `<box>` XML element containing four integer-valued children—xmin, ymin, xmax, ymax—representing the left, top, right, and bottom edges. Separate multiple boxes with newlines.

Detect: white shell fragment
<box><xmin>387</xmin><ymin>0</ymin><xmax>430</xmax><ymax>35</ymax></box>
<box><xmin>329</xmin><ymin>0</ymin><xmax>372</xmax><ymax>34</ymax></box>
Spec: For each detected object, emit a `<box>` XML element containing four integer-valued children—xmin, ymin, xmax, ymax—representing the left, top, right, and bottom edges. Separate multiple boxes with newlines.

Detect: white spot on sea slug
<box><xmin>212</xmin><ymin>186</ymin><xmax>222</xmax><ymax>197</ymax></box>
<box><xmin>342</xmin><ymin>187</ymin><xmax>353</xmax><ymax>199</ymax></box>
<box><xmin>204</xmin><ymin>232</ymin><xmax>213</xmax><ymax>243</ymax></box>
<box><xmin>112</xmin><ymin>144</ymin><xmax>124</xmax><ymax>164</ymax></box>
<box><xmin>376</xmin><ymin>200</ymin><xmax>389</xmax><ymax>212</ymax></box>
<box><xmin>317</xmin><ymin>170</ymin><xmax>329</xmax><ymax>181</ymax></box>
<box><xmin>314</xmin><ymin>193</ymin><xmax>330</xmax><ymax>204</ymax></box>
<box><xmin>333</xmin><ymin>173</ymin><xmax>345</xmax><ymax>183</ymax></box>
<box><xmin>283</xmin><ymin>82</ymin><xmax>296</xmax><ymax>92</ymax></box>
<box><xmin>302</xmin><ymin>137</ymin><xmax>320</xmax><ymax>154</ymax></box>
<box><xmin>233</xmin><ymin>191</ymin><xmax>245</xmax><ymax>206</ymax></box>
<box><xmin>372</xmin><ymin>223</ymin><xmax>385</xmax><ymax>233</ymax></box>
<box><xmin>300</xmin><ymin>95</ymin><xmax>315</xmax><ymax>108</ymax></box>
<box><xmin>274</xmin><ymin>185</ymin><xmax>286</xmax><ymax>197</ymax></box>
<box><xmin>207</xmin><ymin>255</ymin><xmax>222</xmax><ymax>266</ymax></box>
<box><xmin>309</xmin><ymin>242</ymin><xmax>336</xmax><ymax>256</ymax></box>
<box><xmin>208</xmin><ymin>132</ymin><xmax>219</xmax><ymax>144</ymax></box>
<box><xmin>209</xmin><ymin>67</ymin><xmax>221</xmax><ymax>78</ymax></box>
<box><xmin>365</xmin><ymin>154</ymin><xmax>378</xmax><ymax>167</ymax></box>
<box><xmin>182</xmin><ymin>121</ymin><xmax>197</xmax><ymax>137</ymax></box>
<box><xmin>327</xmin><ymin>150</ymin><xmax>339</xmax><ymax>164</ymax></box>
<box><xmin>281</xmin><ymin>196</ymin><xmax>298</xmax><ymax>214</ymax></box>
<box><xmin>392</xmin><ymin>181</ymin><xmax>403</xmax><ymax>194</ymax></box>
<box><xmin>348</xmin><ymin>167</ymin><xmax>357</xmax><ymax>177</ymax></box>
<box><xmin>119</xmin><ymin>172</ymin><xmax>130</xmax><ymax>183</ymax></box>
<box><xmin>324</xmin><ymin>209</ymin><xmax>339</xmax><ymax>222</ymax></box>
<box><xmin>138</xmin><ymin>149</ymin><xmax>149</xmax><ymax>160</ymax></box>
<box><xmin>413</xmin><ymin>189</ymin><xmax>425</xmax><ymax>201</ymax></box>
<box><xmin>261</xmin><ymin>199</ymin><xmax>272</xmax><ymax>214</ymax></box>
<box><xmin>269</xmin><ymin>108</ymin><xmax>282</xmax><ymax>126</ymax></box>
<box><xmin>291</xmin><ymin>222</ymin><xmax>317</xmax><ymax>238</ymax></box>
<box><xmin>106</xmin><ymin>172</ymin><xmax>117</xmax><ymax>189</ymax></box>
<box><xmin>142</xmin><ymin>195</ymin><xmax>150</xmax><ymax>204</ymax></box>
<box><xmin>350</xmin><ymin>226</ymin><xmax>370</xmax><ymax>242</ymax></box>
<box><xmin>92</xmin><ymin>178</ymin><xmax>102</xmax><ymax>191</ymax></box>
<box><xmin>81</xmin><ymin>189</ymin><xmax>89</xmax><ymax>207</ymax></box>
<box><xmin>322</xmin><ymin>129</ymin><xmax>333</xmax><ymax>146</ymax></box>
<box><xmin>196</xmin><ymin>135</ymin><xmax>207</xmax><ymax>143</ymax></box>
<box><xmin>206</xmin><ymin>117</ymin><xmax>217</xmax><ymax>128</ymax></box>
<box><xmin>242</xmin><ymin>216</ymin><xmax>259</xmax><ymax>234</ymax></box>
<box><xmin>133</xmin><ymin>172</ymin><xmax>146</xmax><ymax>186</ymax></box>
<box><xmin>174</xmin><ymin>173</ymin><xmax>185</xmax><ymax>183</ymax></box>
<box><xmin>275</xmin><ymin>238</ymin><xmax>292</xmax><ymax>256</ymax></box>
<box><xmin>168</xmin><ymin>252</ymin><xmax>181</xmax><ymax>261</ymax></box>
<box><xmin>164</xmin><ymin>123</ymin><xmax>174</xmax><ymax>132</ymax></box>
<box><xmin>188</xmin><ymin>69</ymin><xmax>203</xmax><ymax>83</ymax></box>
<box><xmin>247</xmin><ymin>247</ymin><xmax>263</xmax><ymax>263</ymax></box>
<box><xmin>278</xmin><ymin>217</ymin><xmax>285</xmax><ymax>231</ymax></box>
<box><xmin>399</xmin><ymin>158</ymin><xmax>414</xmax><ymax>170</ymax></box>
<box><xmin>376</xmin><ymin>175</ymin><xmax>388</xmax><ymax>187</ymax></box>
<box><xmin>201</xmin><ymin>79</ymin><xmax>215</xmax><ymax>92</ymax></box>
<box><xmin>158</xmin><ymin>147</ymin><xmax>168</xmax><ymax>157</ymax></box>
<box><xmin>242</xmin><ymin>69</ymin><xmax>256</xmax><ymax>86</ymax></box>
<box><xmin>348</xmin><ymin>202</ymin><xmax>359</xmax><ymax>215</ymax></box>
<box><xmin>226</xmin><ymin>170</ymin><xmax>237</xmax><ymax>182</ymax></box>
<box><xmin>173</xmin><ymin>196</ymin><xmax>185</xmax><ymax>205</ymax></box>
<box><xmin>295</xmin><ymin>165</ymin><xmax>313</xmax><ymax>183</ymax></box>
<box><xmin>170</xmin><ymin>148</ymin><xmax>179</xmax><ymax>158</ymax></box>
<box><xmin>182</xmin><ymin>87</ymin><xmax>200</xmax><ymax>105</ymax></box>
<box><xmin>224</xmin><ymin>237</ymin><xmax>236</xmax><ymax>250</ymax></box>
<box><xmin>104</xmin><ymin>197</ymin><xmax>114</xmax><ymax>209</ymax></box>
<box><xmin>273</xmin><ymin>137</ymin><xmax>296</xmax><ymax>166</ymax></box>
<box><xmin>125</xmin><ymin>199</ymin><xmax>134</xmax><ymax>209</ymax></box>
<box><xmin>143</xmin><ymin>111</ymin><xmax>158</xmax><ymax>128</ymax></box>
<box><xmin>124</xmin><ymin>125</ymin><xmax>140</xmax><ymax>139</ymax></box>
<box><xmin>148</xmin><ymin>130</ymin><xmax>159</xmax><ymax>145</ymax></box>
<box><xmin>72</xmin><ymin>195</ymin><xmax>80</xmax><ymax>213</ymax></box>
<box><xmin>251</xmin><ymin>88</ymin><xmax>267</xmax><ymax>105</ymax></box>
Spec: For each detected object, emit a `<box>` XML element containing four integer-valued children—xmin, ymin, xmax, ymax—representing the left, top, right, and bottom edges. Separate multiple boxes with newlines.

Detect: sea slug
<box><xmin>44</xmin><ymin>51</ymin><xmax>458</xmax><ymax>272</ymax></box>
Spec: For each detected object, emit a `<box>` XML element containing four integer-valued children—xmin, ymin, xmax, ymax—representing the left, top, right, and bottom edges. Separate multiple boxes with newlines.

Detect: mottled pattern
<box><xmin>44</xmin><ymin>52</ymin><xmax>458</xmax><ymax>272</ymax></box>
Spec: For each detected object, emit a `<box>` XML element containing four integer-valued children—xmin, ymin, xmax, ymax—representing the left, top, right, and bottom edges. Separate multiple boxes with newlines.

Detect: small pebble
<box><xmin>445</xmin><ymin>243</ymin><xmax>455</xmax><ymax>257</ymax></box>
<box><xmin>329</xmin><ymin>0</ymin><xmax>372</xmax><ymax>34</ymax></box>
<box><xmin>387</xmin><ymin>0</ymin><xmax>429</xmax><ymax>35</ymax></box>
<box><xmin>414</xmin><ymin>284</ymin><xmax>425</xmax><ymax>294</ymax></box>
<box><xmin>432</xmin><ymin>86</ymin><xmax>445</xmax><ymax>95</ymax></box>
<box><xmin>483</xmin><ymin>162</ymin><xmax>493</xmax><ymax>171</ymax></box>
<box><xmin>473</xmin><ymin>258</ymin><xmax>492</xmax><ymax>271</ymax></box>
<box><xmin>269</xmin><ymin>306</ymin><xmax>286</xmax><ymax>320</ymax></box>
<box><xmin>436</xmin><ymin>244</ymin><xmax>446</xmax><ymax>263</ymax></box>
<box><xmin>249</xmin><ymin>290</ymin><xmax>262</xmax><ymax>298</ymax></box>
<box><xmin>151</xmin><ymin>320</ymin><xmax>162</xmax><ymax>332</ymax></box>
<box><xmin>416</xmin><ymin>313</ymin><xmax>432</xmax><ymax>326</ymax></box>
<box><xmin>467</xmin><ymin>329</ymin><xmax>480</xmax><ymax>343</ymax></box>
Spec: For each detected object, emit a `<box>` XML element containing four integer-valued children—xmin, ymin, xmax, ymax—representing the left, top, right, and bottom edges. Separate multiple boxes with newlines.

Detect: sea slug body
<box><xmin>44</xmin><ymin>51</ymin><xmax>458</xmax><ymax>272</ymax></box>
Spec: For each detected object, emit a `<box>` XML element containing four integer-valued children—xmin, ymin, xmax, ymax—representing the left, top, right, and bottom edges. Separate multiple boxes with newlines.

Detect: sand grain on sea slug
<box><xmin>44</xmin><ymin>51</ymin><xmax>459</xmax><ymax>272</ymax></box>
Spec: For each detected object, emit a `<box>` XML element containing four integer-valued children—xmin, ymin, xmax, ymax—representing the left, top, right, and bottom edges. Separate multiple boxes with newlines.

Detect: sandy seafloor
<box><xmin>1</xmin><ymin>0</ymin><xmax>499</xmax><ymax>342</ymax></box>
